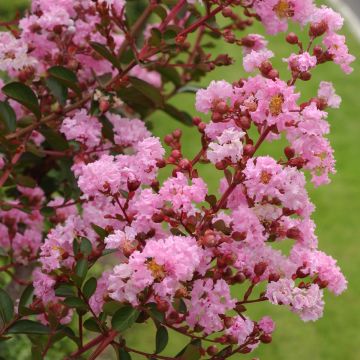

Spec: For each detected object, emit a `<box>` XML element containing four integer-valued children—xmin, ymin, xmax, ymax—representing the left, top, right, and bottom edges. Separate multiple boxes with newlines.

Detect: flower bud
<box><xmin>260</xmin><ymin>334</ymin><xmax>272</xmax><ymax>344</ymax></box>
<box><xmin>284</xmin><ymin>146</ymin><xmax>295</xmax><ymax>159</ymax></box>
<box><xmin>207</xmin><ymin>345</ymin><xmax>218</xmax><ymax>356</ymax></box>
<box><xmin>286</xmin><ymin>32</ymin><xmax>298</xmax><ymax>44</ymax></box>
<box><xmin>254</xmin><ymin>262</ymin><xmax>267</xmax><ymax>276</ymax></box>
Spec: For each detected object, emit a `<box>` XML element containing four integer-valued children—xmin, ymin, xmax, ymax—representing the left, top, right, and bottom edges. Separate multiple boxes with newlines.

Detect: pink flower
<box><xmin>323</xmin><ymin>33</ymin><xmax>355</xmax><ymax>74</ymax></box>
<box><xmin>241</xmin><ymin>34</ymin><xmax>268</xmax><ymax>55</ymax></box>
<box><xmin>266</xmin><ymin>279</ymin><xmax>324</xmax><ymax>321</ymax></box>
<box><xmin>107</xmin><ymin>114</ymin><xmax>151</xmax><ymax>147</ymax></box>
<box><xmin>258</xmin><ymin>316</ymin><xmax>275</xmax><ymax>334</ymax></box>
<box><xmin>105</xmin><ymin>226</ymin><xmax>137</xmax><ymax>250</ymax></box>
<box><xmin>108</xmin><ymin>236</ymin><xmax>202</xmax><ymax>305</ymax></box>
<box><xmin>186</xmin><ymin>279</ymin><xmax>236</xmax><ymax>334</ymax></box>
<box><xmin>243</xmin><ymin>49</ymin><xmax>274</xmax><ymax>72</ymax></box>
<box><xmin>310</xmin><ymin>6</ymin><xmax>344</xmax><ymax>33</ymax></box>
<box><xmin>159</xmin><ymin>172</ymin><xmax>207</xmax><ymax>213</ymax></box>
<box><xmin>195</xmin><ymin>80</ymin><xmax>233</xmax><ymax>114</ymax></box>
<box><xmin>253</xmin><ymin>0</ymin><xmax>315</xmax><ymax>35</ymax></box>
<box><xmin>285</xmin><ymin>52</ymin><xmax>317</xmax><ymax>72</ymax></box>
<box><xmin>61</xmin><ymin>109</ymin><xmax>102</xmax><ymax>148</ymax></box>
<box><xmin>318</xmin><ymin>81</ymin><xmax>341</xmax><ymax>108</ymax></box>
<box><xmin>89</xmin><ymin>272</ymin><xmax>110</xmax><ymax>316</ymax></box>
<box><xmin>225</xmin><ymin>316</ymin><xmax>254</xmax><ymax>345</ymax></box>
<box><xmin>207</xmin><ymin>128</ymin><xmax>245</xmax><ymax>164</ymax></box>
<box><xmin>33</xmin><ymin>269</ymin><xmax>56</xmax><ymax>304</ymax></box>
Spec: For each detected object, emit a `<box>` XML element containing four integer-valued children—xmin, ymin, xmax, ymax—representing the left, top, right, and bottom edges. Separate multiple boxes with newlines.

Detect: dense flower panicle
<box><xmin>159</xmin><ymin>172</ymin><xmax>207</xmax><ymax>213</ymax></box>
<box><xmin>0</xmin><ymin>0</ymin><xmax>353</xmax><ymax>357</ymax></box>
<box><xmin>243</xmin><ymin>49</ymin><xmax>274</xmax><ymax>73</ymax></box>
<box><xmin>186</xmin><ymin>279</ymin><xmax>236</xmax><ymax>334</ymax></box>
<box><xmin>195</xmin><ymin>80</ymin><xmax>233</xmax><ymax>114</ymax></box>
<box><xmin>61</xmin><ymin>109</ymin><xmax>102</xmax><ymax>148</ymax></box>
<box><xmin>225</xmin><ymin>316</ymin><xmax>254</xmax><ymax>345</ymax></box>
<box><xmin>0</xmin><ymin>32</ymin><xmax>37</xmax><ymax>71</ymax></box>
<box><xmin>108</xmin><ymin>236</ymin><xmax>203</xmax><ymax>305</ymax></box>
<box><xmin>266</xmin><ymin>279</ymin><xmax>324</xmax><ymax>321</ymax></box>
<box><xmin>318</xmin><ymin>81</ymin><xmax>341</xmax><ymax>108</ymax></box>
<box><xmin>207</xmin><ymin>128</ymin><xmax>245</xmax><ymax>164</ymax></box>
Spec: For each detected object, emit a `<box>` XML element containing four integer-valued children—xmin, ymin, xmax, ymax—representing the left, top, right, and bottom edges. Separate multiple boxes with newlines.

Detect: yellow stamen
<box><xmin>269</xmin><ymin>94</ymin><xmax>284</xmax><ymax>116</ymax></box>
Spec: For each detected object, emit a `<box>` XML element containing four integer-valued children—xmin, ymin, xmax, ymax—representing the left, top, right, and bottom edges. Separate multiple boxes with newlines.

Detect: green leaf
<box><xmin>0</xmin><ymin>101</ymin><xmax>16</xmax><ymax>132</ymax></box>
<box><xmin>147</xmin><ymin>303</ymin><xmax>164</xmax><ymax>322</ymax></box>
<box><xmin>163</xmin><ymin>104</ymin><xmax>193</xmax><ymax>126</ymax></box>
<box><xmin>80</xmin><ymin>237</ymin><xmax>92</xmax><ymax>256</ymax></box>
<box><xmin>0</xmin><ymin>289</ymin><xmax>14</xmax><ymax>325</ymax></box>
<box><xmin>176</xmin><ymin>340</ymin><xmax>202</xmax><ymax>360</ymax></box>
<box><xmin>103</xmin><ymin>301</ymin><xmax>123</xmax><ymax>316</ymax></box>
<box><xmin>7</xmin><ymin>320</ymin><xmax>50</xmax><ymax>335</ymax></box>
<box><xmin>111</xmin><ymin>306</ymin><xmax>140</xmax><ymax>332</ymax></box>
<box><xmin>18</xmin><ymin>285</ymin><xmax>34</xmax><ymax>315</ymax></box>
<box><xmin>153</xmin><ymin>5</ymin><xmax>167</xmax><ymax>20</ymax></box>
<box><xmin>155</xmin><ymin>66</ymin><xmax>181</xmax><ymax>87</ymax></box>
<box><xmin>83</xmin><ymin>317</ymin><xmax>101</xmax><ymax>333</ymax></box>
<box><xmin>99</xmin><ymin>115</ymin><xmax>114</xmax><ymax>143</ymax></box>
<box><xmin>119</xmin><ymin>348</ymin><xmax>132</xmax><ymax>360</ymax></box>
<box><xmin>45</xmin><ymin>77</ymin><xmax>68</xmax><ymax>106</ymax></box>
<box><xmin>155</xmin><ymin>326</ymin><xmax>168</xmax><ymax>354</ymax></box>
<box><xmin>40</xmin><ymin>127</ymin><xmax>69</xmax><ymax>151</ymax></box>
<box><xmin>129</xmin><ymin>77</ymin><xmax>164</xmax><ymax>108</ymax></box>
<box><xmin>149</xmin><ymin>28</ymin><xmax>162</xmax><ymax>47</ymax></box>
<box><xmin>2</xmin><ymin>82</ymin><xmax>41</xmax><ymax>119</ymax></box>
<box><xmin>83</xmin><ymin>277</ymin><xmax>97</xmax><ymax>300</ymax></box>
<box><xmin>48</xmin><ymin>66</ymin><xmax>80</xmax><ymax>95</ymax></box>
<box><xmin>63</xmin><ymin>297</ymin><xmax>87</xmax><ymax>310</ymax></box>
<box><xmin>177</xmin><ymin>85</ymin><xmax>203</xmax><ymax>94</ymax></box>
<box><xmin>15</xmin><ymin>175</ymin><xmax>37</xmax><ymax>188</ymax></box>
<box><xmin>90</xmin><ymin>42</ymin><xmax>121</xmax><ymax>69</ymax></box>
<box><xmin>91</xmin><ymin>223</ymin><xmax>108</xmax><ymax>240</ymax></box>
<box><xmin>117</xmin><ymin>86</ymin><xmax>155</xmax><ymax>117</ymax></box>
<box><xmin>75</xmin><ymin>258</ymin><xmax>88</xmax><ymax>285</ymax></box>
<box><xmin>54</xmin><ymin>283</ymin><xmax>76</xmax><ymax>298</ymax></box>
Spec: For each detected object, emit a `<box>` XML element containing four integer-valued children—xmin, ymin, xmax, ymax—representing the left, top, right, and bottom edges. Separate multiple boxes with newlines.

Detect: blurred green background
<box><xmin>1</xmin><ymin>1</ymin><xmax>359</xmax><ymax>359</ymax></box>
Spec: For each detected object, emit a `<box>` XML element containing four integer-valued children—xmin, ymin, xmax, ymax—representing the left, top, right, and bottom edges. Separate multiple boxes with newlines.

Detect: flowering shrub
<box><xmin>0</xmin><ymin>0</ymin><xmax>354</xmax><ymax>359</ymax></box>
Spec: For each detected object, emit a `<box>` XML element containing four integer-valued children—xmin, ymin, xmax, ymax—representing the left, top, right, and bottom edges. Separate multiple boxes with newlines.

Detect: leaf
<box><xmin>119</xmin><ymin>348</ymin><xmax>132</xmax><ymax>360</ymax></box>
<box><xmin>91</xmin><ymin>223</ymin><xmax>108</xmax><ymax>240</ymax></box>
<box><xmin>176</xmin><ymin>340</ymin><xmax>202</xmax><ymax>360</ymax></box>
<box><xmin>153</xmin><ymin>5</ymin><xmax>167</xmax><ymax>20</ymax></box>
<box><xmin>15</xmin><ymin>175</ymin><xmax>37</xmax><ymax>188</ymax></box>
<box><xmin>55</xmin><ymin>283</ymin><xmax>75</xmax><ymax>298</ymax></box>
<box><xmin>80</xmin><ymin>237</ymin><xmax>92</xmax><ymax>256</ymax></box>
<box><xmin>117</xmin><ymin>86</ymin><xmax>154</xmax><ymax>117</ymax></box>
<box><xmin>83</xmin><ymin>277</ymin><xmax>97</xmax><ymax>300</ymax></box>
<box><xmin>63</xmin><ymin>297</ymin><xmax>87</xmax><ymax>310</ymax></box>
<box><xmin>163</xmin><ymin>104</ymin><xmax>193</xmax><ymax>126</ymax></box>
<box><xmin>112</xmin><ymin>306</ymin><xmax>140</xmax><ymax>332</ymax></box>
<box><xmin>45</xmin><ymin>77</ymin><xmax>68</xmax><ymax>106</ymax></box>
<box><xmin>75</xmin><ymin>258</ymin><xmax>88</xmax><ymax>285</ymax></box>
<box><xmin>7</xmin><ymin>320</ymin><xmax>50</xmax><ymax>335</ymax></box>
<box><xmin>90</xmin><ymin>42</ymin><xmax>121</xmax><ymax>69</ymax></box>
<box><xmin>155</xmin><ymin>326</ymin><xmax>168</xmax><ymax>354</ymax></box>
<box><xmin>40</xmin><ymin>127</ymin><xmax>69</xmax><ymax>151</ymax></box>
<box><xmin>18</xmin><ymin>285</ymin><xmax>34</xmax><ymax>315</ymax></box>
<box><xmin>2</xmin><ymin>82</ymin><xmax>41</xmax><ymax>119</ymax></box>
<box><xmin>155</xmin><ymin>66</ymin><xmax>181</xmax><ymax>87</ymax></box>
<box><xmin>84</xmin><ymin>317</ymin><xmax>102</xmax><ymax>333</ymax></box>
<box><xmin>129</xmin><ymin>77</ymin><xmax>164</xmax><ymax>108</ymax></box>
<box><xmin>177</xmin><ymin>85</ymin><xmax>203</xmax><ymax>94</ymax></box>
<box><xmin>48</xmin><ymin>66</ymin><xmax>80</xmax><ymax>95</ymax></box>
<box><xmin>147</xmin><ymin>303</ymin><xmax>164</xmax><ymax>322</ymax></box>
<box><xmin>0</xmin><ymin>101</ymin><xmax>16</xmax><ymax>132</ymax></box>
<box><xmin>0</xmin><ymin>289</ymin><xmax>14</xmax><ymax>325</ymax></box>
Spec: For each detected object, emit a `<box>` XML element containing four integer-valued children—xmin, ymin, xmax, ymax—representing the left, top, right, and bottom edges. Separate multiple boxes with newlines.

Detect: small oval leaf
<box><xmin>7</xmin><ymin>320</ymin><xmax>50</xmax><ymax>335</ymax></box>
<box><xmin>155</xmin><ymin>326</ymin><xmax>169</xmax><ymax>354</ymax></box>
<box><xmin>112</xmin><ymin>306</ymin><xmax>140</xmax><ymax>332</ymax></box>
<box><xmin>2</xmin><ymin>82</ymin><xmax>41</xmax><ymax>119</ymax></box>
<box><xmin>0</xmin><ymin>101</ymin><xmax>16</xmax><ymax>132</ymax></box>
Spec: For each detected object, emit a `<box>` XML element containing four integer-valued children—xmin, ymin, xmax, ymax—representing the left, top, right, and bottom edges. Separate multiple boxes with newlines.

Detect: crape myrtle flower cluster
<box><xmin>0</xmin><ymin>0</ymin><xmax>353</xmax><ymax>359</ymax></box>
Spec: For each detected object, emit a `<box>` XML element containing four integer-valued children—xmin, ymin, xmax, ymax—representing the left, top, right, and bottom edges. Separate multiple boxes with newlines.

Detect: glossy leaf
<box><xmin>0</xmin><ymin>101</ymin><xmax>16</xmax><ymax>132</ymax></box>
<box><xmin>75</xmin><ymin>258</ymin><xmax>88</xmax><ymax>285</ymax></box>
<box><xmin>18</xmin><ymin>285</ymin><xmax>34</xmax><ymax>315</ymax></box>
<box><xmin>83</xmin><ymin>277</ymin><xmax>97</xmax><ymax>300</ymax></box>
<box><xmin>45</xmin><ymin>77</ymin><xmax>68</xmax><ymax>106</ymax></box>
<box><xmin>2</xmin><ymin>82</ymin><xmax>41</xmax><ymax>119</ymax></box>
<box><xmin>119</xmin><ymin>348</ymin><xmax>132</xmax><ymax>360</ymax></box>
<box><xmin>80</xmin><ymin>237</ymin><xmax>92</xmax><ymax>256</ymax></box>
<box><xmin>63</xmin><ymin>297</ymin><xmax>87</xmax><ymax>310</ymax></box>
<box><xmin>55</xmin><ymin>283</ymin><xmax>76</xmax><ymax>298</ymax></box>
<box><xmin>163</xmin><ymin>104</ymin><xmax>193</xmax><ymax>126</ymax></box>
<box><xmin>48</xmin><ymin>66</ymin><xmax>80</xmax><ymax>94</ymax></box>
<box><xmin>40</xmin><ymin>127</ymin><xmax>69</xmax><ymax>151</ymax></box>
<box><xmin>0</xmin><ymin>289</ymin><xmax>14</xmax><ymax>325</ymax></box>
<box><xmin>90</xmin><ymin>42</ymin><xmax>121</xmax><ymax>69</ymax></box>
<box><xmin>155</xmin><ymin>326</ymin><xmax>169</xmax><ymax>354</ymax></box>
<box><xmin>112</xmin><ymin>305</ymin><xmax>140</xmax><ymax>332</ymax></box>
<box><xmin>7</xmin><ymin>320</ymin><xmax>50</xmax><ymax>335</ymax></box>
<box><xmin>129</xmin><ymin>77</ymin><xmax>164</xmax><ymax>108</ymax></box>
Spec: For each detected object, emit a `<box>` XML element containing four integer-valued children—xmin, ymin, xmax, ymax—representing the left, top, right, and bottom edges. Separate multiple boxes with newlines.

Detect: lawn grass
<box><xmin>1</xmin><ymin>1</ymin><xmax>360</xmax><ymax>359</ymax></box>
